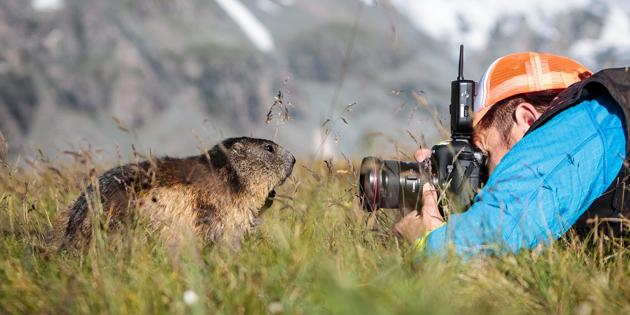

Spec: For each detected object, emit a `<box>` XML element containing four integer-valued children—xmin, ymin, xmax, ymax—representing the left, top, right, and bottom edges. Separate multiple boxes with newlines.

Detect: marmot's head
<box><xmin>208</xmin><ymin>137</ymin><xmax>295</xmax><ymax>193</ymax></box>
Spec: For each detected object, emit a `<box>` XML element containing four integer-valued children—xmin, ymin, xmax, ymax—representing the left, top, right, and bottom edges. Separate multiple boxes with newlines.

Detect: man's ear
<box><xmin>513</xmin><ymin>102</ymin><xmax>540</xmax><ymax>131</ymax></box>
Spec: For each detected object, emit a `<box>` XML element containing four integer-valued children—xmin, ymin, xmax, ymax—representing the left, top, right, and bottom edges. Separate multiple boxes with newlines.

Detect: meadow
<box><xmin>1</xmin><ymin>156</ymin><xmax>629</xmax><ymax>315</ymax></box>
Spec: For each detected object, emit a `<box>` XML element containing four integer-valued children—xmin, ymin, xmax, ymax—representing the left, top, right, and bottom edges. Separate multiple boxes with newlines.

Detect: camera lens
<box><xmin>359</xmin><ymin>157</ymin><xmax>431</xmax><ymax>211</ymax></box>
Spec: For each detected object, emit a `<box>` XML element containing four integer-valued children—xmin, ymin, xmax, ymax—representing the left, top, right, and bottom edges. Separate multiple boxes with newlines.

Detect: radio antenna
<box><xmin>457</xmin><ymin>44</ymin><xmax>464</xmax><ymax>80</ymax></box>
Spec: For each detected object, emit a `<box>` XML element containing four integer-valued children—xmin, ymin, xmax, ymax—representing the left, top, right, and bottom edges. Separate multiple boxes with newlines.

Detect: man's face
<box><xmin>473</xmin><ymin>126</ymin><xmax>511</xmax><ymax>176</ymax></box>
<box><xmin>472</xmin><ymin>101</ymin><xmax>542</xmax><ymax>176</ymax></box>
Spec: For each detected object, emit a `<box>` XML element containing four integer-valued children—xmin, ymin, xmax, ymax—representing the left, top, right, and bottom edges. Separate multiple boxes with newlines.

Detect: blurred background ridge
<box><xmin>0</xmin><ymin>0</ymin><xmax>628</xmax><ymax>162</ymax></box>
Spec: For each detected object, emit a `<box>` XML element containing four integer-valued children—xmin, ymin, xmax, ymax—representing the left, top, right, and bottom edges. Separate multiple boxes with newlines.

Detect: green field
<box><xmin>1</xmin><ymin>160</ymin><xmax>629</xmax><ymax>314</ymax></box>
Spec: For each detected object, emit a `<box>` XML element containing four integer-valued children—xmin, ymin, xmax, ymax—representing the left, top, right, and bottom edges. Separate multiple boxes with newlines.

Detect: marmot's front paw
<box><xmin>262</xmin><ymin>189</ymin><xmax>276</xmax><ymax>210</ymax></box>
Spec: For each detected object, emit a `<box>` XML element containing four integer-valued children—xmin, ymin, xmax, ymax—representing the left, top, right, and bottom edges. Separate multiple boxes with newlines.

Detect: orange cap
<box><xmin>473</xmin><ymin>52</ymin><xmax>592</xmax><ymax>126</ymax></box>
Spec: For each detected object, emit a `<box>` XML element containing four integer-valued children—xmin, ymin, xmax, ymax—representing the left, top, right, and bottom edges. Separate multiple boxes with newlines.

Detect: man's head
<box><xmin>471</xmin><ymin>52</ymin><xmax>591</xmax><ymax>174</ymax></box>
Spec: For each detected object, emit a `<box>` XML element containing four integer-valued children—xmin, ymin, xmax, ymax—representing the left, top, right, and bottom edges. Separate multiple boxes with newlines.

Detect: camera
<box><xmin>359</xmin><ymin>45</ymin><xmax>486</xmax><ymax>213</ymax></box>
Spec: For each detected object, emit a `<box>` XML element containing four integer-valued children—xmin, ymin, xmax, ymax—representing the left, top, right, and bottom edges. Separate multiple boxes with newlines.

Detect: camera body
<box><xmin>359</xmin><ymin>45</ymin><xmax>486</xmax><ymax>213</ymax></box>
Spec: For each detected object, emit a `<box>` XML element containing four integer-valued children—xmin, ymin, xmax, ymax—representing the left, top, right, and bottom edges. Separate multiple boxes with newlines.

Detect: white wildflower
<box><xmin>183</xmin><ymin>290</ymin><xmax>199</xmax><ymax>305</ymax></box>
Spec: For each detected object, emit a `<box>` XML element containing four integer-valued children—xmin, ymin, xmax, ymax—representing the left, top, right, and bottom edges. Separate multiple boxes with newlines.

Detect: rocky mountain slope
<box><xmin>0</xmin><ymin>0</ymin><xmax>628</xmax><ymax>161</ymax></box>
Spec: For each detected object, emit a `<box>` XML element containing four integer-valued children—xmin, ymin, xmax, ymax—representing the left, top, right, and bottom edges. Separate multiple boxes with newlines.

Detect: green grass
<box><xmin>1</xmin><ymin>161</ymin><xmax>630</xmax><ymax>315</ymax></box>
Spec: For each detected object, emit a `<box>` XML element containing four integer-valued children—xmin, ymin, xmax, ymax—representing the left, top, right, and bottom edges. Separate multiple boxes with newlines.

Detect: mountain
<box><xmin>391</xmin><ymin>0</ymin><xmax>630</xmax><ymax>72</ymax></box>
<box><xmin>0</xmin><ymin>0</ymin><xmax>628</xmax><ymax>163</ymax></box>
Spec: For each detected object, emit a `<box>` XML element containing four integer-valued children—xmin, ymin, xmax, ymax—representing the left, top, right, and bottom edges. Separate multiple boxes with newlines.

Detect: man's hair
<box><xmin>476</xmin><ymin>89</ymin><xmax>563</xmax><ymax>146</ymax></box>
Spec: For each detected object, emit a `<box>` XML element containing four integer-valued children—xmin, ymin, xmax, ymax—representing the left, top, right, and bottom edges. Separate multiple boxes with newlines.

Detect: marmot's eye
<box><xmin>264</xmin><ymin>144</ymin><xmax>275</xmax><ymax>153</ymax></box>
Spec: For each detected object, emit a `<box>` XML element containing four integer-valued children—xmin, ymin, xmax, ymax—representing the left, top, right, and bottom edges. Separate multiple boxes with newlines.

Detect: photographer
<box><xmin>394</xmin><ymin>52</ymin><xmax>629</xmax><ymax>258</ymax></box>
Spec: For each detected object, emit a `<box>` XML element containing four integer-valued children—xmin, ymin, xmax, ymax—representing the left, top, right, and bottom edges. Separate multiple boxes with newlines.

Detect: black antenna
<box><xmin>457</xmin><ymin>44</ymin><xmax>464</xmax><ymax>80</ymax></box>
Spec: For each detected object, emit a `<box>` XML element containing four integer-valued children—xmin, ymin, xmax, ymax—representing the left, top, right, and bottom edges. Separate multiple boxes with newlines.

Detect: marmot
<box><xmin>56</xmin><ymin>137</ymin><xmax>295</xmax><ymax>249</ymax></box>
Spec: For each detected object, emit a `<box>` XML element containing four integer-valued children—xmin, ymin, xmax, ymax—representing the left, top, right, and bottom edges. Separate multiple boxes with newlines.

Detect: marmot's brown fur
<box><xmin>56</xmin><ymin>137</ymin><xmax>295</xmax><ymax>249</ymax></box>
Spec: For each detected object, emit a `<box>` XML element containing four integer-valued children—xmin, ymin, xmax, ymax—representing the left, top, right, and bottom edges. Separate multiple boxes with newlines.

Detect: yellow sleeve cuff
<box><xmin>413</xmin><ymin>223</ymin><xmax>445</xmax><ymax>253</ymax></box>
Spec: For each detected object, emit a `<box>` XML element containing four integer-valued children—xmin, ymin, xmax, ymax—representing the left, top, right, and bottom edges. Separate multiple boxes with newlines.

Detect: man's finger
<box><xmin>422</xmin><ymin>183</ymin><xmax>438</xmax><ymax>208</ymax></box>
<box><xmin>422</xmin><ymin>183</ymin><xmax>444</xmax><ymax>229</ymax></box>
<box><xmin>414</xmin><ymin>148</ymin><xmax>432</xmax><ymax>163</ymax></box>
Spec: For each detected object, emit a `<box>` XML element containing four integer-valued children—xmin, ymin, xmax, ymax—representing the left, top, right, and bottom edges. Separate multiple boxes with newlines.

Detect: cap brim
<box><xmin>473</xmin><ymin>106</ymin><xmax>492</xmax><ymax>128</ymax></box>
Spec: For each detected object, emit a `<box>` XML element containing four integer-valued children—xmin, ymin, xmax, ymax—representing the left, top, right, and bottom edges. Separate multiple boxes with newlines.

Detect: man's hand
<box><xmin>394</xmin><ymin>183</ymin><xmax>444</xmax><ymax>243</ymax></box>
<box><xmin>414</xmin><ymin>148</ymin><xmax>431</xmax><ymax>163</ymax></box>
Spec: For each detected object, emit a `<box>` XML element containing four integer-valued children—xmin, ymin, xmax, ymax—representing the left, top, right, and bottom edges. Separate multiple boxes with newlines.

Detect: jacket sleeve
<box><xmin>421</xmin><ymin>96</ymin><xmax>626</xmax><ymax>258</ymax></box>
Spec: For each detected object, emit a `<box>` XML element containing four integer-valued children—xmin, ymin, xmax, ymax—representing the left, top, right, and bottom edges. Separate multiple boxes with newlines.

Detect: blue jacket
<box><xmin>422</xmin><ymin>94</ymin><xmax>627</xmax><ymax>258</ymax></box>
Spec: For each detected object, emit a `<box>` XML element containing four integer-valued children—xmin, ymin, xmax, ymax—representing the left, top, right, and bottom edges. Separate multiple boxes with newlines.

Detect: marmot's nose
<box><xmin>291</xmin><ymin>155</ymin><xmax>296</xmax><ymax>166</ymax></box>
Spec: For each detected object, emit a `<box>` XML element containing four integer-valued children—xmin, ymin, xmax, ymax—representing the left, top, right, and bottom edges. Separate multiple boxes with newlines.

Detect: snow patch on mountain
<box><xmin>390</xmin><ymin>0</ymin><xmax>594</xmax><ymax>50</ymax></box>
<box><xmin>570</xmin><ymin>8</ymin><xmax>630</xmax><ymax>66</ymax></box>
<box><xmin>257</xmin><ymin>0</ymin><xmax>282</xmax><ymax>14</ymax></box>
<box><xmin>215</xmin><ymin>0</ymin><xmax>276</xmax><ymax>52</ymax></box>
<box><xmin>359</xmin><ymin>0</ymin><xmax>376</xmax><ymax>6</ymax></box>
<box><xmin>32</xmin><ymin>0</ymin><xmax>64</xmax><ymax>11</ymax></box>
